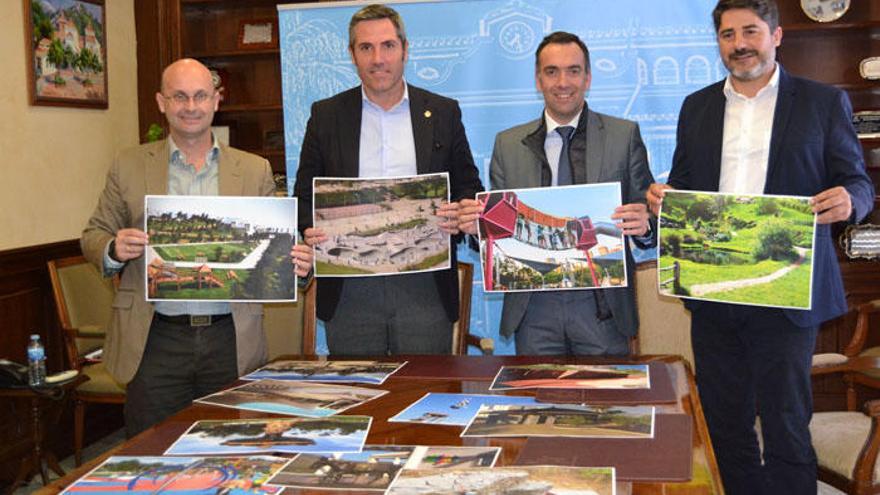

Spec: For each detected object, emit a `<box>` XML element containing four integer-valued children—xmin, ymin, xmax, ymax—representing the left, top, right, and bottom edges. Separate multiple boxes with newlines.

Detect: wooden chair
<box><xmin>47</xmin><ymin>256</ymin><xmax>125</xmax><ymax>467</ymax></box>
<box><xmin>300</xmin><ymin>262</ymin><xmax>492</xmax><ymax>356</ymax></box>
<box><xmin>810</xmin><ymin>299</ymin><xmax>880</xmax><ymax>495</ymax></box>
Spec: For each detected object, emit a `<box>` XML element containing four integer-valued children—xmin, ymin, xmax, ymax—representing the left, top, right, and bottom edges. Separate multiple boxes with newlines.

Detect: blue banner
<box><xmin>279</xmin><ymin>0</ymin><xmax>722</xmax><ymax>354</ymax></box>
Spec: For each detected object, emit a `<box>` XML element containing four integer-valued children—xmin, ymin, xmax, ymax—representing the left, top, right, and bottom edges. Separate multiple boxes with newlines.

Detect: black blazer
<box><xmin>669</xmin><ymin>66</ymin><xmax>874</xmax><ymax>326</ymax></box>
<box><xmin>294</xmin><ymin>84</ymin><xmax>484</xmax><ymax>322</ymax></box>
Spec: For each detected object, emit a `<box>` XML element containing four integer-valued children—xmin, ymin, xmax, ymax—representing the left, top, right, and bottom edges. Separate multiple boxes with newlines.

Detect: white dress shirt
<box><xmin>543</xmin><ymin>109</ymin><xmax>582</xmax><ymax>186</ymax></box>
<box><xmin>719</xmin><ymin>64</ymin><xmax>780</xmax><ymax>194</ymax></box>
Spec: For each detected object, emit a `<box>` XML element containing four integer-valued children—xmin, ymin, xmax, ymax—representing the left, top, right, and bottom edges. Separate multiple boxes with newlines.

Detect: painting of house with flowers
<box><xmin>26</xmin><ymin>0</ymin><xmax>107</xmax><ymax>107</ymax></box>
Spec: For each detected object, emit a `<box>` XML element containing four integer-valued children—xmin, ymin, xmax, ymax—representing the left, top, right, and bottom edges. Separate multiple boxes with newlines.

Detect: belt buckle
<box><xmin>190</xmin><ymin>314</ymin><xmax>211</xmax><ymax>327</ymax></box>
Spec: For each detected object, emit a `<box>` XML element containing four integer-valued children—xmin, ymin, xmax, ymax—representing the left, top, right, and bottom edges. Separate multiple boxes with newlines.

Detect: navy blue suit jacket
<box><xmin>668</xmin><ymin>66</ymin><xmax>874</xmax><ymax>327</ymax></box>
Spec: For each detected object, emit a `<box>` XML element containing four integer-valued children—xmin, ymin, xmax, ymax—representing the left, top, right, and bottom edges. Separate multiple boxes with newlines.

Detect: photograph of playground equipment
<box><xmin>145</xmin><ymin>195</ymin><xmax>298</xmax><ymax>302</ymax></box>
<box><xmin>658</xmin><ymin>190</ymin><xmax>816</xmax><ymax>310</ymax></box>
<box><xmin>312</xmin><ymin>173</ymin><xmax>450</xmax><ymax>277</ymax></box>
<box><xmin>476</xmin><ymin>183</ymin><xmax>626</xmax><ymax>292</ymax></box>
<box><xmin>63</xmin><ymin>455</ymin><xmax>287</xmax><ymax>495</ymax></box>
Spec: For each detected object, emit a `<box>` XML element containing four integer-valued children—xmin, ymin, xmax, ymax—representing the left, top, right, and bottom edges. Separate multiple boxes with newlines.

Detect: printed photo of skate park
<box><xmin>658</xmin><ymin>190</ymin><xmax>816</xmax><ymax>310</ymax></box>
<box><xmin>312</xmin><ymin>173</ymin><xmax>450</xmax><ymax>277</ymax></box>
<box><xmin>477</xmin><ymin>183</ymin><xmax>626</xmax><ymax>292</ymax></box>
<box><xmin>145</xmin><ymin>195</ymin><xmax>298</xmax><ymax>302</ymax></box>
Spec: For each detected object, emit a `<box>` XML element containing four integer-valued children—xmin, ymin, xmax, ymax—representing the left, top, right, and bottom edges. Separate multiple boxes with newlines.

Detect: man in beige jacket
<box><xmin>82</xmin><ymin>58</ymin><xmax>312</xmax><ymax>436</ymax></box>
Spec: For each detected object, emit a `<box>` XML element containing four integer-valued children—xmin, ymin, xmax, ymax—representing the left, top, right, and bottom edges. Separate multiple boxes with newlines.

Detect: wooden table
<box><xmin>37</xmin><ymin>355</ymin><xmax>723</xmax><ymax>494</ymax></box>
<box><xmin>1</xmin><ymin>375</ymin><xmax>86</xmax><ymax>495</ymax></box>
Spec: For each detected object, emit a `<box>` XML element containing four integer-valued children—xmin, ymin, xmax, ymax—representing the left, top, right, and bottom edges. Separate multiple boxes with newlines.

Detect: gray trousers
<box><xmin>515</xmin><ymin>291</ymin><xmax>630</xmax><ymax>356</ymax></box>
<box><xmin>324</xmin><ymin>273</ymin><xmax>452</xmax><ymax>356</ymax></box>
<box><xmin>124</xmin><ymin>314</ymin><xmax>238</xmax><ymax>437</ymax></box>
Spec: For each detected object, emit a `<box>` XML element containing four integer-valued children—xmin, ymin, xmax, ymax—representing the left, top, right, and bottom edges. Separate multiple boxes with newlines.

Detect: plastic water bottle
<box><xmin>27</xmin><ymin>334</ymin><xmax>46</xmax><ymax>386</ymax></box>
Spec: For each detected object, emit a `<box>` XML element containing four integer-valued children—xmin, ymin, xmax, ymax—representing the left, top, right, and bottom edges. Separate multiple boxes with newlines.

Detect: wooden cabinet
<box><xmin>777</xmin><ymin>0</ymin><xmax>880</xmax><ymax>202</ymax></box>
<box><xmin>135</xmin><ymin>0</ymin><xmax>296</xmax><ymax>177</ymax></box>
<box><xmin>776</xmin><ymin>0</ymin><xmax>880</xmax><ymax>410</ymax></box>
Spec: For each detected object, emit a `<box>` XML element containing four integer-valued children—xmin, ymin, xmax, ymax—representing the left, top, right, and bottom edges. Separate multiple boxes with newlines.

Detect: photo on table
<box><xmin>312</xmin><ymin>173</ymin><xmax>450</xmax><ymax>277</ymax></box>
<box><xmin>265</xmin><ymin>446</ymin><xmax>415</xmax><ymax>492</ymax></box>
<box><xmin>194</xmin><ymin>379</ymin><xmax>388</xmax><ymax>418</ymax></box>
<box><xmin>389</xmin><ymin>393</ymin><xmax>538</xmax><ymax>426</ymax></box>
<box><xmin>658</xmin><ymin>190</ymin><xmax>816</xmax><ymax>310</ymax></box>
<box><xmin>477</xmin><ymin>183</ymin><xmax>626</xmax><ymax>292</ymax></box>
<box><xmin>144</xmin><ymin>195</ymin><xmax>298</xmax><ymax>303</ymax></box>
<box><xmin>489</xmin><ymin>364</ymin><xmax>650</xmax><ymax>391</ymax></box>
<box><xmin>60</xmin><ymin>455</ymin><xmax>287</xmax><ymax>495</ymax></box>
<box><xmin>242</xmin><ymin>360</ymin><xmax>406</xmax><ymax>385</ymax></box>
<box><xmin>164</xmin><ymin>417</ymin><xmax>372</xmax><ymax>455</ymax></box>
<box><xmin>461</xmin><ymin>403</ymin><xmax>655</xmax><ymax>439</ymax></box>
<box><xmin>387</xmin><ymin>465</ymin><xmax>615</xmax><ymax>495</ymax></box>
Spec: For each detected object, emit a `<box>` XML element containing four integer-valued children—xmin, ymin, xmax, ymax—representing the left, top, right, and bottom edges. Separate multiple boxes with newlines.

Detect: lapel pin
<box><xmin>424</xmin><ymin>110</ymin><xmax>432</xmax><ymax>118</ymax></box>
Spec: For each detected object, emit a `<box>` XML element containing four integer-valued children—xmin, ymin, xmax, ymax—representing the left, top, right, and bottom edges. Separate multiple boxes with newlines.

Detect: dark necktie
<box><xmin>555</xmin><ymin>125</ymin><xmax>612</xmax><ymax>321</ymax></box>
<box><xmin>556</xmin><ymin>126</ymin><xmax>575</xmax><ymax>186</ymax></box>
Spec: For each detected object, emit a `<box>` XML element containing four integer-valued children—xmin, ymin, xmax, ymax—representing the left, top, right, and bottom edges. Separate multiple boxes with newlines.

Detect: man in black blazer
<box><xmin>648</xmin><ymin>1</ymin><xmax>874</xmax><ymax>493</ymax></box>
<box><xmin>294</xmin><ymin>4</ymin><xmax>483</xmax><ymax>355</ymax></box>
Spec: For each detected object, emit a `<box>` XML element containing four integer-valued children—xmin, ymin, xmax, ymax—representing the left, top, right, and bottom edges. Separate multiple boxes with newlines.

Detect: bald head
<box><xmin>156</xmin><ymin>58</ymin><xmax>219</xmax><ymax>144</ymax></box>
<box><xmin>160</xmin><ymin>58</ymin><xmax>213</xmax><ymax>93</ymax></box>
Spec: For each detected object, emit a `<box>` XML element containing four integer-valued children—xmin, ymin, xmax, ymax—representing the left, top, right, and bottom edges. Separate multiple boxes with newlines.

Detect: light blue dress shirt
<box><xmin>358</xmin><ymin>84</ymin><xmax>418</xmax><ymax>178</ymax></box>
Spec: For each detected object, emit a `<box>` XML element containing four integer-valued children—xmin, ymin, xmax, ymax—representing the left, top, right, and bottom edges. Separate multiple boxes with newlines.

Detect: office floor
<box><xmin>14</xmin><ymin>428</ymin><xmax>125</xmax><ymax>494</ymax></box>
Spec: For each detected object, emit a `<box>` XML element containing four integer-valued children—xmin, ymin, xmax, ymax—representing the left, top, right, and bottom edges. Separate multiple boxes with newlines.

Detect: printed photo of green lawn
<box><xmin>658</xmin><ymin>191</ymin><xmax>816</xmax><ymax>309</ymax></box>
<box><xmin>145</xmin><ymin>195</ymin><xmax>298</xmax><ymax>302</ymax></box>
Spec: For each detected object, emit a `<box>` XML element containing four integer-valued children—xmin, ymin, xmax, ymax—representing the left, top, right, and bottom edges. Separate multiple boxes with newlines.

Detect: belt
<box><xmin>154</xmin><ymin>313</ymin><xmax>231</xmax><ymax>327</ymax></box>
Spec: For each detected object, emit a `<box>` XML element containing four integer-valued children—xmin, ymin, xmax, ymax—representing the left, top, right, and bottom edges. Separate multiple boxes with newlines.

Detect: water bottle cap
<box><xmin>30</xmin><ymin>334</ymin><xmax>39</xmax><ymax>340</ymax></box>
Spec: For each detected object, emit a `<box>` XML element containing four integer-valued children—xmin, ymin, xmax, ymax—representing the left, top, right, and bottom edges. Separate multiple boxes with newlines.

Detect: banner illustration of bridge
<box><xmin>476</xmin><ymin>184</ymin><xmax>626</xmax><ymax>293</ymax></box>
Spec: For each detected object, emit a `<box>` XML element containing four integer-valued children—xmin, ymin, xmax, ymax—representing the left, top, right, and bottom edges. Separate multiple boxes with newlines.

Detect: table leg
<box><xmin>30</xmin><ymin>396</ymin><xmax>49</xmax><ymax>485</ymax></box>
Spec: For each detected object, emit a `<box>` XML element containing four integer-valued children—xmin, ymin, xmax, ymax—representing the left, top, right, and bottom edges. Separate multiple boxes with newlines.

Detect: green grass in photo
<box><xmin>706</xmin><ymin>253</ymin><xmax>812</xmax><ymax>308</ymax></box>
<box><xmin>402</xmin><ymin>250</ymin><xmax>450</xmax><ymax>271</ymax></box>
<box><xmin>316</xmin><ymin>260</ymin><xmax>374</xmax><ymax>275</ymax></box>
<box><xmin>154</xmin><ymin>241</ymin><xmax>258</xmax><ymax>263</ymax></box>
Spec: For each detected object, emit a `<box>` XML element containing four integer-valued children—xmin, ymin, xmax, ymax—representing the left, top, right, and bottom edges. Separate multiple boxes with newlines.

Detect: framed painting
<box><xmin>24</xmin><ymin>0</ymin><xmax>108</xmax><ymax>108</ymax></box>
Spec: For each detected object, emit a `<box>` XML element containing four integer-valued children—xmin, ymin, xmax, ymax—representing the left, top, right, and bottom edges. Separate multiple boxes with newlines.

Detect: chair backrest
<box><xmin>633</xmin><ymin>261</ymin><xmax>694</xmax><ymax>367</ymax></box>
<box><xmin>47</xmin><ymin>255</ymin><xmax>116</xmax><ymax>369</ymax></box>
<box><xmin>299</xmin><ymin>262</ymin><xmax>473</xmax><ymax>356</ymax></box>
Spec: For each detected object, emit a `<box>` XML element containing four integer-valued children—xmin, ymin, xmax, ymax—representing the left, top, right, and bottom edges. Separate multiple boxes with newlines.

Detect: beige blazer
<box><xmin>81</xmin><ymin>139</ymin><xmax>276</xmax><ymax>384</ymax></box>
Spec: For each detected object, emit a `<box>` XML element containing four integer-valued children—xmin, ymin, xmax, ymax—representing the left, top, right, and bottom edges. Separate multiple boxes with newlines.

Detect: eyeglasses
<box><xmin>163</xmin><ymin>91</ymin><xmax>215</xmax><ymax>105</ymax></box>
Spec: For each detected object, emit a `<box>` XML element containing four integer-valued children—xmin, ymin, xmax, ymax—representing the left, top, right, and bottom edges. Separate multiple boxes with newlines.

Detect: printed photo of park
<box><xmin>658</xmin><ymin>191</ymin><xmax>816</xmax><ymax>309</ymax></box>
<box><xmin>312</xmin><ymin>173</ymin><xmax>450</xmax><ymax>277</ymax></box>
<box><xmin>477</xmin><ymin>183</ymin><xmax>626</xmax><ymax>292</ymax></box>
<box><xmin>145</xmin><ymin>195</ymin><xmax>298</xmax><ymax>302</ymax></box>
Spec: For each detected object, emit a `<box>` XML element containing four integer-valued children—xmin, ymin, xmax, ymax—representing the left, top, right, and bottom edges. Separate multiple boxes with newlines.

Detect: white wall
<box><xmin>0</xmin><ymin>0</ymin><xmax>139</xmax><ymax>251</ymax></box>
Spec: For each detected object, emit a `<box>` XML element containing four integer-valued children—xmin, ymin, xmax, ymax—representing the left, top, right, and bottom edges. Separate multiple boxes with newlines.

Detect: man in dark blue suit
<box><xmin>648</xmin><ymin>1</ymin><xmax>874</xmax><ymax>493</ymax></box>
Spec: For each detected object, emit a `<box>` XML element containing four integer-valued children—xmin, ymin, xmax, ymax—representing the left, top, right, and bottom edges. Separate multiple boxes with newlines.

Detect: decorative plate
<box><xmin>800</xmin><ymin>0</ymin><xmax>851</xmax><ymax>23</ymax></box>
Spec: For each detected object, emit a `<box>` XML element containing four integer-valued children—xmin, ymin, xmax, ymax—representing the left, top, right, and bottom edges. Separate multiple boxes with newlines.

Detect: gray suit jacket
<box><xmin>491</xmin><ymin>107</ymin><xmax>655</xmax><ymax>338</ymax></box>
<box><xmin>81</xmin><ymin>139</ymin><xmax>275</xmax><ymax>384</ymax></box>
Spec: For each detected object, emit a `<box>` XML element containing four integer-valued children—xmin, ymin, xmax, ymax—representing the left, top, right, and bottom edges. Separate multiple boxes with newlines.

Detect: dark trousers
<box><xmin>691</xmin><ymin>304</ymin><xmax>817</xmax><ymax>495</ymax></box>
<box><xmin>516</xmin><ymin>291</ymin><xmax>629</xmax><ymax>356</ymax></box>
<box><xmin>124</xmin><ymin>314</ymin><xmax>238</xmax><ymax>437</ymax></box>
<box><xmin>324</xmin><ymin>273</ymin><xmax>452</xmax><ymax>356</ymax></box>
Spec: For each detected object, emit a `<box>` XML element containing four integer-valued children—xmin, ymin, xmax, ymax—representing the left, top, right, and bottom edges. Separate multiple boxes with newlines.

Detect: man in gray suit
<box><xmin>82</xmin><ymin>58</ymin><xmax>313</xmax><ymax>436</ymax></box>
<box><xmin>460</xmin><ymin>32</ymin><xmax>655</xmax><ymax>355</ymax></box>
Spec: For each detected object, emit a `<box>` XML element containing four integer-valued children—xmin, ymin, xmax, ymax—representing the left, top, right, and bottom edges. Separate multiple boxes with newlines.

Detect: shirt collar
<box><xmin>544</xmin><ymin>108</ymin><xmax>582</xmax><ymax>136</ymax></box>
<box><xmin>168</xmin><ymin>134</ymin><xmax>220</xmax><ymax>167</ymax></box>
<box><xmin>361</xmin><ymin>80</ymin><xmax>410</xmax><ymax>112</ymax></box>
<box><xmin>723</xmin><ymin>62</ymin><xmax>780</xmax><ymax>101</ymax></box>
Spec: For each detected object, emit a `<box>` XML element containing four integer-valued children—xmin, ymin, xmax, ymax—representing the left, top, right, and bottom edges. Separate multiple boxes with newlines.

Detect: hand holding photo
<box><xmin>477</xmin><ymin>183</ymin><xmax>626</xmax><ymax>292</ymax></box>
<box><xmin>658</xmin><ymin>190</ymin><xmax>816</xmax><ymax>309</ymax></box>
